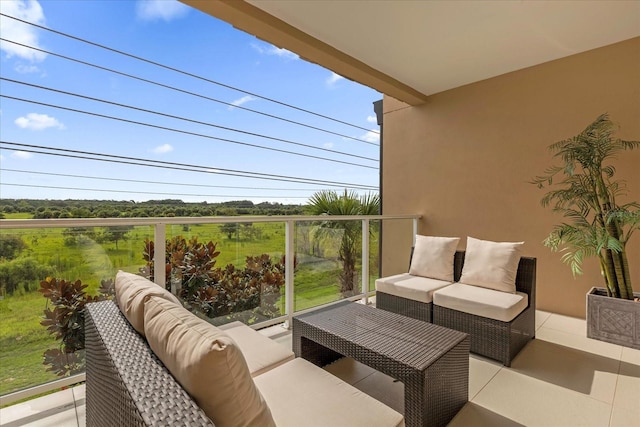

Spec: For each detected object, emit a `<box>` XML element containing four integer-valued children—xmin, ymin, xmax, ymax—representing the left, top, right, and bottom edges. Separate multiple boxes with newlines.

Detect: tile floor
<box><xmin>1</xmin><ymin>310</ymin><xmax>639</xmax><ymax>426</ymax></box>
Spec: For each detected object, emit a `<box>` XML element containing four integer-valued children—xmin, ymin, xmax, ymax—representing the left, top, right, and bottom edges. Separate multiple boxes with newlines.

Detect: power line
<box><xmin>1</xmin><ymin>168</ymin><xmax>346</xmax><ymax>191</ymax></box>
<box><xmin>0</xmin><ymin>141</ymin><xmax>379</xmax><ymax>190</ymax></box>
<box><xmin>0</xmin><ymin>183</ymin><xmax>311</xmax><ymax>200</ymax></box>
<box><xmin>2</xmin><ymin>78</ymin><xmax>377</xmax><ymax>163</ymax></box>
<box><xmin>0</xmin><ymin>15</ymin><xmax>380</xmax><ymax>136</ymax></box>
<box><xmin>0</xmin><ymin>38</ymin><xmax>378</xmax><ymax>146</ymax></box>
<box><xmin>2</xmin><ymin>94</ymin><xmax>377</xmax><ymax>169</ymax></box>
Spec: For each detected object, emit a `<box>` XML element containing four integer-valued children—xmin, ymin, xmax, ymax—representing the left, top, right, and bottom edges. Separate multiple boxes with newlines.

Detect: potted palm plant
<box><xmin>532</xmin><ymin>113</ymin><xmax>640</xmax><ymax>349</ymax></box>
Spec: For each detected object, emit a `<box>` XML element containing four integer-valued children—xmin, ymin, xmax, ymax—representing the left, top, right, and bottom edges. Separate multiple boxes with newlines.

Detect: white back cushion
<box><xmin>144</xmin><ymin>296</ymin><xmax>275</xmax><ymax>427</ymax></box>
<box><xmin>114</xmin><ymin>270</ymin><xmax>181</xmax><ymax>335</ymax></box>
<box><xmin>409</xmin><ymin>235</ymin><xmax>460</xmax><ymax>281</ymax></box>
<box><xmin>459</xmin><ymin>236</ymin><xmax>524</xmax><ymax>293</ymax></box>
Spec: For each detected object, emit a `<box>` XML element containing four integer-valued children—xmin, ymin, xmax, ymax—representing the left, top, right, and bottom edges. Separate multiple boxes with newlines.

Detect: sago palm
<box><xmin>307</xmin><ymin>190</ymin><xmax>380</xmax><ymax>295</ymax></box>
<box><xmin>532</xmin><ymin>113</ymin><xmax>640</xmax><ymax>299</ymax></box>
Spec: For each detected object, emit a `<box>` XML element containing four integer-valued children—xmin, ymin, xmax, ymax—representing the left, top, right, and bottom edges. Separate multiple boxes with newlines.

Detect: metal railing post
<box><xmin>362</xmin><ymin>219</ymin><xmax>370</xmax><ymax>304</ymax></box>
<box><xmin>154</xmin><ymin>223</ymin><xmax>166</xmax><ymax>287</ymax></box>
<box><xmin>284</xmin><ymin>220</ymin><xmax>295</xmax><ymax>328</ymax></box>
<box><xmin>412</xmin><ymin>217</ymin><xmax>419</xmax><ymax>244</ymax></box>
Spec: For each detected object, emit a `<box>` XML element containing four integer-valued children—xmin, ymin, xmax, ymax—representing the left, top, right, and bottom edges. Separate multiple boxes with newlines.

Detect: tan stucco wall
<box><xmin>381</xmin><ymin>37</ymin><xmax>640</xmax><ymax>318</ymax></box>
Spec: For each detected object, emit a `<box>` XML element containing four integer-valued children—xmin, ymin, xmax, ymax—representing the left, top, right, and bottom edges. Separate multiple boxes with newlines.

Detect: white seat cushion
<box><xmin>254</xmin><ymin>358</ymin><xmax>405</xmax><ymax>427</ymax></box>
<box><xmin>375</xmin><ymin>273</ymin><xmax>452</xmax><ymax>303</ymax></box>
<box><xmin>219</xmin><ymin>321</ymin><xmax>295</xmax><ymax>377</ymax></box>
<box><xmin>433</xmin><ymin>283</ymin><xmax>528</xmax><ymax>322</ymax></box>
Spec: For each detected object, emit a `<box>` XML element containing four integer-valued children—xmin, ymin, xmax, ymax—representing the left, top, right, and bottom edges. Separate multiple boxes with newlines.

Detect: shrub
<box><xmin>0</xmin><ymin>234</ymin><xmax>27</xmax><ymax>260</ymax></box>
<box><xmin>140</xmin><ymin>236</ymin><xmax>289</xmax><ymax>324</ymax></box>
<box><xmin>39</xmin><ymin>277</ymin><xmax>114</xmax><ymax>376</ymax></box>
<box><xmin>0</xmin><ymin>257</ymin><xmax>54</xmax><ymax>295</ymax></box>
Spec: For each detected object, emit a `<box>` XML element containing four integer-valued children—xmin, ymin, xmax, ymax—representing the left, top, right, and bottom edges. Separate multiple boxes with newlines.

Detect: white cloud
<box><xmin>360</xmin><ymin>130</ymin><xmax>380</xmax><ymax>143</ymax></box>
<box><xmin>251</xmin><ymin>43</ymin><xmax>298</xmax><ymax>61</ymax></box>
<box><xmin>14</xmin><ymin>113</ymin><xmax>65</xmax><ymax>130</ymax></box>
<box><xmin>11</xmin><ymin>151</ymin><xmax>33</xmax><ymax>159</ymax></box>
<box><xmin>152</xmin><ymin>143</ymin><xmax>173</xmax><ymax>154</ymax></box>
<box><xmin>323</xmin><ymin>142</ymin><xmax>334</xmax><ymax>149</ymax></box>
<box><xmin>136</xmin><ymin>0</ymin><xmax>189</xmax><ymax>22</ymax></box>
<box><xmin>326</xmin><ymin>72</ymin><xmax>344</xmax><ymax>88</ymax></box>
<box><xmin>14</xmin><ymin>63</ymin><xmax>40</xmax><ymax>73</ymax></box>
<box><xmin>0</xmin><ymin>154</ymin><xmax>4</xmax><ymax>161</ymax></box>
<box><xmin>0</xmin><ymin>0</ymin><xmax>47</xmax><ymax>62</ymax></box>
<box><xmin>228</xmin><ymin>95</ymin><xmax>256</xmax><ymax>110</ymax></box>
<box><xmin>366</xmin><ymin>115</ymin><xmax>377</xmax><ymax>123</ymax></box>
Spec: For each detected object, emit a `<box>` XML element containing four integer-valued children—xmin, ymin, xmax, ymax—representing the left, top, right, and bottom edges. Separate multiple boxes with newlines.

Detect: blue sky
<box><xmin>0</xmin><ymin>0</ymin><xmax>381</xmax><ymax>204</ymax></box>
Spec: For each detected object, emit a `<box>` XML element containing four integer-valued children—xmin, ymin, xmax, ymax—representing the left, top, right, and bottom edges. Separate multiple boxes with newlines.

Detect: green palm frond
<box><xmin>306</xmin><ymin>189</ymin><xmax>380</xmax><ymax>294</ymax></box>
<box><xmin>534</xmin><ymin>114</ymin><xmax>639</xmax><ymax>299</ymax></box>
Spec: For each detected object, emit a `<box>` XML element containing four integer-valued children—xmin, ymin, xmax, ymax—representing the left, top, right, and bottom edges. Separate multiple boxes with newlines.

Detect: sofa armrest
<box><xmin>86</xmin><ymin>300</ymin><xmax>215</xmax><ymax>426</ymax></box>
<box><xmin>515</xmin><ymin>257</ymin><xmax>536</xmax><ymax>311</ymax></box>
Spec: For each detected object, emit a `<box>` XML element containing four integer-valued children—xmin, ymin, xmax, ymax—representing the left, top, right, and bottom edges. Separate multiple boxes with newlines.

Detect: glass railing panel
<box><xmin>0</xmin><ymin>225</ymin><xmax>152</xmax><ymax>397</ymax></box>
<box><xmin>368</xmin><ymin>219</ymin><xmax>415</xmax><ymax>292</ymax></box>
<box><xmin>164</xmin><ymin>222</ymin><xmax>286</xmax><ymax>326</ymax></box>
<box><xmin>294</xmin><ymin>220</ymin><xmax>364</xmax><ymax>312</ymax></box>
<box><xmin>1</xmin><ymin>214</ymin><xmax>421</xmax><ymax>402</ymax></box>
<box><xmin>378</xmin><ymin>218</ymin><xmax>416</xmax><ymax>281</ymax></box>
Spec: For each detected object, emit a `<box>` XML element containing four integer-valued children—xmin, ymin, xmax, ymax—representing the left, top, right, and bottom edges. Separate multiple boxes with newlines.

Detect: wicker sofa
<box><xmin>376</xmin><ymin>249</ymin><xmax>537</xmax><ymax>367</ymax></box>
<box><xmin>433</xmin><ymin>253</ymin><xmax>537</xmax><ymax>367</ymax></box>
<box><xmin>86</xmin><ymin>272</ymin><xmax>405</xmax><ymax>427</ymax></box>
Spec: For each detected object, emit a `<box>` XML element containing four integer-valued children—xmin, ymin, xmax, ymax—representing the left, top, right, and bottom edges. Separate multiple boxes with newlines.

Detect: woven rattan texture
<box><xmin>376</xmin><ymin>294</ymin><xmax>433</xmax><ymax>322</ymax></box>
<box><xmin>293</xmin><ymin>302</ymin><xmax>469</xmax><ymax>427</ymax></box>
<box><xmin>433</xmin><ymin>256</ymin><xmax>537</xmax><ymax>367</ymax></box>
<box><xmin>86</xmin><ymin>300</ymin><xmax>214</xmax><ymax>426</ymax></box>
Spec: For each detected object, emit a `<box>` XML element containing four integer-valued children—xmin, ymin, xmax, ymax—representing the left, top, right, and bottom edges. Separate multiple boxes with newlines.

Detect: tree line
<box><xmin>0</xmin><ymin>198</ymin><xmax>305</xmax><ymax>219</ymax></box>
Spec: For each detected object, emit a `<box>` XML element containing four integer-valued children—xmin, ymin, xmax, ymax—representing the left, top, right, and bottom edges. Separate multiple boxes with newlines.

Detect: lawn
<box><xmin>0</xmin><ymin>293</ymin><xmax>60</xmax><ymax>395</ymax></box>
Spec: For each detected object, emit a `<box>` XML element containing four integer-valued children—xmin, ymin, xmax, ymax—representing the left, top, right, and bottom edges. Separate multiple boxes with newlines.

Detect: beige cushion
<box><xmin>254</xmin><ymin>358</ymin><xmax>405</xmax><ymax>427</ymax></box>
<box><xmin>219</xmin><ymin>321</ymin><xmax>295</xmax><ymax>377</ymax></box>
<box><xmin>375</xmin><ymin>273</ymin><xmax>452</xmax><ymax>303</ymax></box>
<box><xmin>433</xmin><ymin>283</ymin><xmax>528</xmax><ymax>322</ymax></box>
<box><xmin>144</xmin><ymin>297</ymin><xmax>275</xmax><ymax>427</ymax></box>
<box><xmin>409</xmin><ymin>235</ymin><xmax>460</xmax><ymax>281</ymax></box>
<box><xmin>459</xmin><ymin>236</ymin><xmax>524</xmax><ymax>293</ymax></box>
<box><xmin>114</xmin><ymin>270</ymin><xmax>181</xmax><ymax>335</ymax></box>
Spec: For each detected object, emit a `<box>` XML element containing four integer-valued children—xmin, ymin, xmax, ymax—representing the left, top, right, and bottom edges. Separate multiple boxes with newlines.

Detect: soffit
<box><xmin>245</xmin><ymin>0</ymin><xmax>640</xmax><ymax>97</ymax></box>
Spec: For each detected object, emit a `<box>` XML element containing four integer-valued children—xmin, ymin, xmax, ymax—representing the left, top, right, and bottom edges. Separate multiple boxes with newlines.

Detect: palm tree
<box><xmin>532</xmin><ymin>113</ymin><xmax>640</xmax><ymax>299</ymax></box>
<box><xmin>307</xmin><ymin>190</ymin><xmax>380</xmax><ymax>295</ymax></box>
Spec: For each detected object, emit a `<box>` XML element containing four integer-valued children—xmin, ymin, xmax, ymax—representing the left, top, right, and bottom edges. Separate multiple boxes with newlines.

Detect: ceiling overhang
<box><xmin>181</xmin><ymin>0</ymin><xmax>429</xmax><ymax>105</ymax></box>
<box><xmin>182</xmin><ymin>1</ymin><xmax>640</xmax><ymax>107</ymax></box>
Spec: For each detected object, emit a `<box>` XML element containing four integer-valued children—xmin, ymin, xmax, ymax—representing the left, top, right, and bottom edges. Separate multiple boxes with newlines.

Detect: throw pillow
<box><xmin>408</xmin><ymin>235</ymin><xmax>460</xmax><ymax>281</ymax></box>
<box><xmin>459</xmin><ymin>236</ymin><xmax>524</xmax><ymax>293</ymax></box>
<box><xmin>114</xmin><ymin>270</ymin><xmax>181</xmax><ymax>335</ymax></box>
<box><xmin>144</xmin><ymin>296</ymin><xmax>275</xmax><ymax>427</ymax></box>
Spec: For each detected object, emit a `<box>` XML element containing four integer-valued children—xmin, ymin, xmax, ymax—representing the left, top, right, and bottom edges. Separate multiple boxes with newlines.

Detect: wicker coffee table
<box><xmin>293</xmin><ymin>301</ymin><xmax>469</xmax><ymax>427</ymax></box>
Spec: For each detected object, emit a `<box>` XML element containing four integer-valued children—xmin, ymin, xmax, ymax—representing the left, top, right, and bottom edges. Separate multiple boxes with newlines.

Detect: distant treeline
<box><xmin>0</xmin><ymin>198</ymin><xmax>306</xmax><ymax>219</ymax></box>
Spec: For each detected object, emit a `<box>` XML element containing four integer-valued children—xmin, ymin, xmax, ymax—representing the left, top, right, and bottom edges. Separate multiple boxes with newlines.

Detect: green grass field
<box><xmin>1</xmin><ymin>218</ymin><xmax>380</xmax><ymax>396</ymax></box>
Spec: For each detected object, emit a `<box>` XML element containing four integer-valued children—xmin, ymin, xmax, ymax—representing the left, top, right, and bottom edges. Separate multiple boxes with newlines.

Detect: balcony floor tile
<box><xmin>3</xmin><ymin>309</ymin><xmax>639</xmax><ymax>427</ymax></box>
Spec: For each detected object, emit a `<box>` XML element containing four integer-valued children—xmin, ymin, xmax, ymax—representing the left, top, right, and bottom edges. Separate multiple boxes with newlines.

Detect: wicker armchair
<box><xmin>433</xmin><ymin>254</ymin><xmax>537</xmax><ymax>367</ymax></box>
<box><xmin>376</xmin><ymin>250</ymin><xmax>465</xmax><ymax>322</ymax></box>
